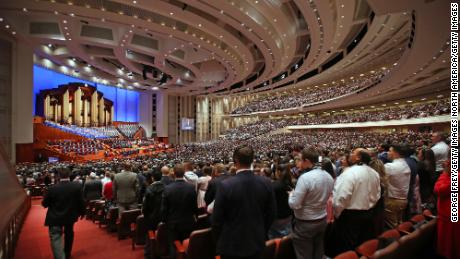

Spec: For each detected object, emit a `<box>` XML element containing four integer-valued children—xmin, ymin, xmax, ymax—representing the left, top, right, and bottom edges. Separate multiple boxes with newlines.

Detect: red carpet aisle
<box><xmin>15</xmin><ymin>199</ymin><xmax>143</xmax><ymax>259</ymax></box>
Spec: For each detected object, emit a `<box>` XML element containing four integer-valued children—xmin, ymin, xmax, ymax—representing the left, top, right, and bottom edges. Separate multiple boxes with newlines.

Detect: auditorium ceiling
<box><xmin>0</xmin><ymin>0</ymin><xmax>450</xmax><ymax>104</ymax></box>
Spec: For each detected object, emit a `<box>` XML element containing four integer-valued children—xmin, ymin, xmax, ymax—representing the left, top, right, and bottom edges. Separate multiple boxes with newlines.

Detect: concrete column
<box><xmin>138</xmin><ymin>91</ymin><xmax>153</xmax><ymax>137</ymax></box>
<box><xmin>11</xmin><ymin>39</ymin><xmax>33</xmax><ymax>162</ymax></box>
<box><xmin>156</xmin><ymin>91</ymin><xmax>169</xmax><ymax>138</ymax></box>
<box><xmin>62</xmin><ymin>90</ymin><xmax>69</xmax><ymax>123</ymax></box>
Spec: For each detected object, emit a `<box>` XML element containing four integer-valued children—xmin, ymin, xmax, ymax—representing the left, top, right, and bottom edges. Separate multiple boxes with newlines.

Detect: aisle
<box><xmin>15</xmin><ymin>198</ymin><xmax>144</xmax><ymax>259</ymax></box>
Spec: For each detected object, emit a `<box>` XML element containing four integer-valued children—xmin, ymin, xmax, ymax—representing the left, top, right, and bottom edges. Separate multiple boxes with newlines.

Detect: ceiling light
<box><xmin>12</xmin><ymin>31</ymin><xmax>16</xmax><ymax>35</ymax></box>
<box><xmin>170</xmin><ymin>12</ymin><xmax>174</xmax><ymax>15</ymax></box>
<box><xmin>101</xmin><ymin>18</ymin><xmax>105</xmax><ymax>22</ymax></box>
<box><xmin>5</xmin><ymin>25</ymin><xmax>9</xmax><ymax>29</ymax></box>
<box><xmin>133</xmin><ymin>0</ymin><xmax>137</xmax><ymax>3</ymax></box>
<box><xmin>48</xmin><ymin>44</ymin><xmax>53</xmax><ymax>48</ymax></box>
<box><xmin>70</xmin><ymin>13</ymin><xmax>75</xmax><ymax>17</ymax></box>
<box><xmin>23</xmin><ymin>8</ymin><xmax>28</xmax><ymax>12</ymax></box>
<box><xmin>54</xmin><ymin>11</ymin><xmax>58</xmax><ymax>15</ymax></box>
<box><xmin>64</xmin><ymin>27</ymin><xmax>68</xmax><ymax>30</ymax></box>
<box><xmin>152</xmin><ymin>86</ymin><xmax>159</xmax><ymax>90</ymax></box>
<box><xmin>198</xmin><ymin>23</ymin><xmax>202</xmax><ymax>27</ymax></box>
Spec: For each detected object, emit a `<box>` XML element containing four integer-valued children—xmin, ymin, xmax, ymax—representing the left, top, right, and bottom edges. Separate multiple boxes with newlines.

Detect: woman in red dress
<box><xmin>434</xmin><ymin>158</ymin><xmax>460</xmax><ymax>259</ymax></box>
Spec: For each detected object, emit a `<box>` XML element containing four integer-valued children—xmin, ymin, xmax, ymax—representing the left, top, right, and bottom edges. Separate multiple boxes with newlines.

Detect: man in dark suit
<box><xmin>212</xmin><ymin>146</ymin><xmax>276</xmax><ymax>259</ymax></box>
<box><xmin>204</xmin><ymin>163</ymin><xmax>229</xmax><ymax>206</ymax></box>
<box><xmin>43</xmin><ymin>167</ymin><xmax>85</xmax><ymax>259</ymax></box>
<box><xmin>161</xmin><ymin>164</ymin><xmax>198</xmax><ymax>257</ymax></box>
<box><xmin>82</xmin><ymin>172</ymin><xmax>102</xmax><ymax>201</ymax></box>
<box><xmin>160</xmin><ymin>165</ymin><xmax>173</xmax><ymax>186</ymax></box>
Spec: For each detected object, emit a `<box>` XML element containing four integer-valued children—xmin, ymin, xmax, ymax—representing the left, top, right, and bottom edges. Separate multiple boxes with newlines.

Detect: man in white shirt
<box><xmin>183</xmin><ymin>161</ymin><xmax>198</xmax><ymax>189</ymax></box>
<box><xmin>431</xmin><ymin>132</ymin><xmax>449</xmax><ymax>175</ymax></box>
<box><xmin>330</xmin><ymin>148</ymin><xmax>381</xmax><ymax>257</ymax></box>
<box><xmin>289</xmin><ymin>148</ymin><xmax>334</xmax><ymax>259</ymax></box>
<box><xmin>384</xmin><ymin>144</ymin><xmax>411</xmax><ymax>228</ymax></box>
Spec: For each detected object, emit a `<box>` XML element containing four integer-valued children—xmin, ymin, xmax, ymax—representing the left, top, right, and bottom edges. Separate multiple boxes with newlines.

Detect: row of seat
<box><xmin>86</xmin><ymin>200</ymin><xmax>437</xmax><ymax>259</ymax></box>
<box><xmin>335</xmin><ymin>209</ymin><xmax>437</xmax><ymax>259</ymax></box>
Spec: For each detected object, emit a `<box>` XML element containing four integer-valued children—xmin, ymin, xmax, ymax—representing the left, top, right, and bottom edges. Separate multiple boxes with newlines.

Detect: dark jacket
<box><xmin>43</xmin><ymin>180</ymin><xmax>85</xmax><ymax>226</ymax></box>
<box><xmin>212</xmin><ymin>170</ymin><xmax>276</xmax><ymax>257</ymax></box>
<box><xmin>417</xmin><ymin>161</ymin><xmax>435</xmax><ymax>202</ymax></box>
<box><xmin>142</xmin><ymin>181</ymin><xmax>165</xmax><ymax>230</ymax></box>
<box><xmin>83</xmin><ymin>179</ymin><xmax>102</xmax><ymax>201</ymax></box>
<box><xmin>204</xmin><ymin>173</ymin><xmax>230</xmax><ymax>205</ymax></box>
<box><xmin>160</xmin><ymin>175</ymin><xmax>173</xmax><ymax>186</ymax></box>
<box><xmin>272</xmin><ymin>180</ymin><xmax>293</xmax><ymax>219</ymax></box>
<box><xmin>161</xmin><ymin>180</ymin><xmax>198</xmax><ymax>229</ymax></box>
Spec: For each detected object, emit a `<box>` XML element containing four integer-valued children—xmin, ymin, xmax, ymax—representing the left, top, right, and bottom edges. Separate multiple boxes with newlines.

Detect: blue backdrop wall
<box><xmin>33</xmin><ymin>65</ymin><xmax>139</xmax><ymax>122</ymax></box>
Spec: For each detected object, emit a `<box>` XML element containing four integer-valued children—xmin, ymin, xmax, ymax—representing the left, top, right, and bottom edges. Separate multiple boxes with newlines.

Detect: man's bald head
<box><xmin>161</xmin><ymin>166</ymin><xmax>170</xmax><ymax>175</ymax></box>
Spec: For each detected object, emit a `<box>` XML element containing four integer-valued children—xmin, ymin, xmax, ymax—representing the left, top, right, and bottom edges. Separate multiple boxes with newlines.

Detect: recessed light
<box><xmin>5</xmin><ymin>25</ymin><xmax>9</xmax><ymax>29</ymax></box>
<box><xmin>133</xmin><ymin>0</ymin><xmax>137</xmax><ymax>3</ymax></box>
<box><xmin>170</xmin><ymin>12</ymin><xmax>174</xmax><ymax>15</ymax></box>
<box><xmin>23</xmin><ymin>8</ymin><xmax>28</xmax><ymax>12</ymax></box>
<box><xmin>69</xmin><ymin>13</ymin><xmax>74</xmax><ymax>17</ymax></box>
<box><xmin>198</xmin><ymin>23</ymin><xmax>202</xmax><ymax>27</ymax></box>
<box><xmin>12</xmin><ymin>31</ymin><xmax>16</xmax><ymax>35</ymax></box>
<box><xmin>63</xmin><ymin>20</ymin><xmax>67</xmax><ymax>23</ymax></box>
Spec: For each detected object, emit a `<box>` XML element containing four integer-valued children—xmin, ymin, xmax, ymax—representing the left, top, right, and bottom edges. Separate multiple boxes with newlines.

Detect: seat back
<box><xmin>378</xmin><ymin>229</ymin><xmax>400</xmax><ymax>239</ymax></box>
<box><xmin>396</xmin><ymin>221</ymin><xmax>414</xmax><ymax>235</ymax></box>
<box><xmin>261</xmin><ymin>239</ymin><xmax>277</xmax><ymax>259</ymax></box>
<box><xmin>422</xmin><ymin>209</ymin><xmax>435</xmax><ymax>220</ymax></box>
<box><xmin>195</xmin><ymin>214</ymin><xmax>210</xmax><ymax>230</ymax></box>
<box><xmin>334</xmin><ymin>250</ymin><xmax>359</xmax><ymax>259</ymax></box>
<box><xmin>355</xmin><ymin>239</ymin><xmax>379</xmax><ymax>257</ymax></box>
<box><xmin>370</xmin><ymin>241</ymin><xmax>399</xmax><ymax>259</ymax></box>
<box><xmin>155</xmin><ymin>222</ymin><xmax>169</xmax><ymax>256</ymax></box>
<box><xmin>118</xmin><ymin>209</ymin><xmax>142</xmax><ymax>238</ymax></box>
<box><xmin>276</xmin><ymin>236</ymin><xmax>296</xmax><ymax>259</ymax></box>
<box><xmin>395</xmin><ymin>229</ymin><xmax>422</xmax><ymax>258</ymax></box>
<box><xmin>92</xmin><ymin>201</ymin><xmax>105</xmax><ymax>222</ymax></box>
<box><xmin>186</xmin><ymin>228</ymin><xmax>215</xmax><ymax>259</ymax></box>
<box><xmin>107</xmin><ymin>207</ymin><xmax>119</xmax><ymax>232</ymax></box>
<box><xmin>409</xmin><ymin>214</ymin><xmax>425</xmax><ymax>224</ymax></box>
<box><xmin>133</xmin><ymin>215</ymin><xmax>147</xmax><ymax>245</ymax></box>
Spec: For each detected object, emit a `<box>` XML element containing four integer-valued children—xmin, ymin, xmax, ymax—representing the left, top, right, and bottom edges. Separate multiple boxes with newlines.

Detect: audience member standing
<box><xmin>431</xmin><ymin>132</ymin><xmax>449</xmax><ymax>178</ymax></box>
<box><xmin>83</xmin><ymin>172</ymin><xmax>102</xmax><ymax>201</ymax></box>
<box><xmin>143</xmin><ymin>170</ymin><xmax>165</xmax><ymax>259</ymax></box>
<box><xmin>161</xmin><ymin>164</ymin><xmax>198</xmax><ymax>258</ymax></box>
<box><xmin>42</xmin><ymin>168</ymin><xmax>85</xmax><ymax>259</ymax></box>
<box><xmin>269</xmin><ymin>164</ymin><xmax>293</xmax><ymax>239</ymax></box>
<box><xmin>417</xmin><ymin>148</ymin><xmax>436</xmax><ymax>207</ymax></box>
<box><xmin>197</xmin><ymin>166</ymin><xmax>212</xmax><ymax>209</ymax></box>
<box><xmin>434</xmin><ymin>157</ymin><xmax>460</xmax><ymax>259</ymax></box>
<box><xmin>160</xmin><ymin>165</ymin><xmax>173</xmax><ymax>186</ymax></box>
<box><xmin>288</xmin><ymin>149</ymin><xmax>334</xmax><ymax>259</ymax></box>
<box><xmin>102</xmin><ymin>173</ymin><xmax>114</xmax><ymax>201</ymax></box>
<box><xmin>330</xmin><ymin>148</ymin><xmax>381</xmax><ymax>257</ymax></box>
<box><xmin>212</xmin><ymin>146</ymin><xmax>276</xmax><ymax>259</ymax></box>
<box><xmin>204</xmin><ymin>163</ymin><xmax>229</xmax><ymax>212</ymax></box>
<box><xmin>101</xmin><ymin>171</ymin><xmax>111</xmax><ymax>186</ymax></box>
<box><xmin>183</xmin><ymin>161</ymin><xmax>199</xmax><ymax>188</ymax></box>
<box><xmin>384</xmin><ymin>144</ymin><xmax>411</xmax><ymax>228</ymax></box>
<box><xmin>113</xmin><ymin>164</ymin><xmax>139</xmax><ymax>217</ymax></box>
